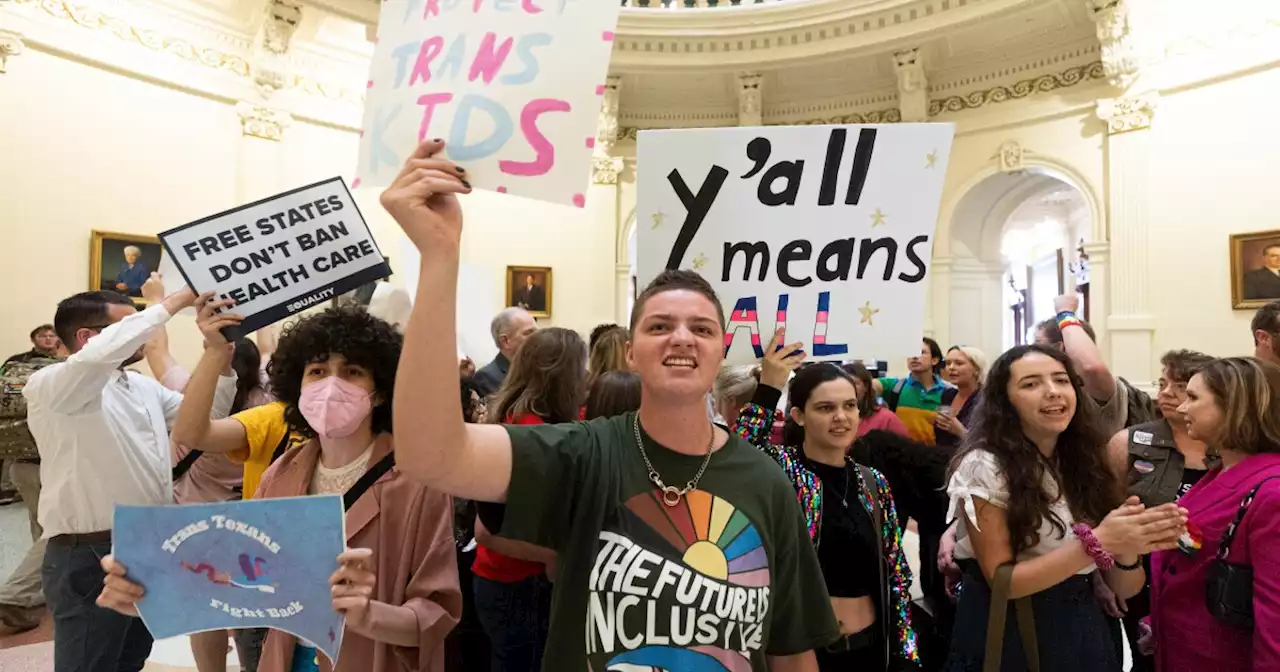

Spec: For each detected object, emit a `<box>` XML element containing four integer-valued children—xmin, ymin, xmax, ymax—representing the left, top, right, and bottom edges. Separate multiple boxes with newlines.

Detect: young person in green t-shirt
<box><xmin>382</xmin><ymin>140</ymin><xmax>839</xmax><ymax>671</ymax></box>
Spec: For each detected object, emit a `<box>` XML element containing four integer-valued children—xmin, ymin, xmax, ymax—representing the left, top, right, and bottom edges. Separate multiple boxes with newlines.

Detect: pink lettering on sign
<box><xmin>367</xmin><ymin>80</ymin><xmax>374</xmax><ymax>89</ymax></box>
<box><xmin>602</xmin><ymin>31</ymin><xmax>615</xmax><ymax>41</ymax></box>
<box><xmin>497</xmin><ymin>186</ymin><xmax>508</xmax><ymax>193</ymax></box>
<box><xmin>585</xmin><ymin>137</ymin><xmax>595</xmax><ymax>148</ymax></box>
<box><xmin>498</xmin><ymin>98</ymin><xmax>570</xmax><ymax>176</ymax></box>
<box><xmin>595</xmin><ymin>84</ymin><xmax>605</xmax><ymax>95</ymax></box>
<box><xmin>522</xmin><ymin>0</ymin><xmax>543</xmax><ymax>14</ymax></box>
<box><xmin>410</xmin><ymin>37</ymin><xmax>445</xmax><ymax>86</ymax></box>
<box><xmin>469</xmin><ymin>32</ymin><xmax>514</xmax><ymax>84</ymax></box>
<box><xmin>416</xmin><ymin>93</ymin><xmax>455</xmax><ymax>141</ymax></box>
<box><xmin>351</xmin><ymin>178</ymin><xmax>362</xmax><ymax>189</ymax></box>
<box><xmin>573</xmin><ymin>194</ymin><xmax>585</xmax><ymax>208</ymax></box>
<box><xmin>424</xmin><ymin>0</ymin><xmax>440</xmax><ymax>18</ymax></box>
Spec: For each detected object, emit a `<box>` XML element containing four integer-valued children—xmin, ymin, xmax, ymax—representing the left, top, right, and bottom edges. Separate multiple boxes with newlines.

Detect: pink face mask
<box><xmin>298</xmin><ymin>376</ymin><xmax>372</xmax><ymax>439</ymax></box>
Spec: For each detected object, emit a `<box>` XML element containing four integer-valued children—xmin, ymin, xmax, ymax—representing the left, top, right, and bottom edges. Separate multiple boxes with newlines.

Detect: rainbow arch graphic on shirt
<box><xmin>624</xmin><ymin>489</ymin><xmax>770</xmax><ymax>588</ymax></box>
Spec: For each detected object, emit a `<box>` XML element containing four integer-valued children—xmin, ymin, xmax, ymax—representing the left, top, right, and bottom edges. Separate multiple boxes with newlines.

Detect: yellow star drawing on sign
<box><xmin>926</xmin><ymin>149</ymin><xmax>938</xmax><ymax>168</ymax></box>
<box><xmin>651</xmin><ymin>212</ymin><xmax>667</xmax><ymax>229</ymax></box>
<box><xmin>870</xmin><ymin>208</ymin><xmax>887</xmax><ymax>228</ymax></box>
<box><xmin>691</xmin><ymin>253</ymin><xmax>709</xmax><ymax>271</ymax></box>
<box><xmin>859</xmin><ymin>301</ymin><xmax>880</xmax><ymax>326</ymax></box>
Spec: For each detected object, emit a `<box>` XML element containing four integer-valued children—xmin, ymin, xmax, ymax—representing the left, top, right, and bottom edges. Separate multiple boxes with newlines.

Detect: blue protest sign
<box><xmin>113</xmin><ymin>495</ymin><xmax>347</xmax><ymax>664</ymax></box>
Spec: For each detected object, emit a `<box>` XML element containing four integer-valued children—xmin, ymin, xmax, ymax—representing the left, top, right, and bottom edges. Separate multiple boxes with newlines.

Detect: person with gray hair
<box><xmin>113</xmin><ymin>244</ymin><xmax>151</xmax><ymax>297</ymax></box>
<box><xmin>473</xmin><ymin>307</ymin><xmax>537</xmax><ymax>397</ymax></box>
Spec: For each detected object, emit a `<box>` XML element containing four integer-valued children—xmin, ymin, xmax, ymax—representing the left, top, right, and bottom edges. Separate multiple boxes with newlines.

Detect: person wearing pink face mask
<box><xmin>97</xmin><ymin>305</ymin><xmax>462</xmax><ymax>672</ymax></box>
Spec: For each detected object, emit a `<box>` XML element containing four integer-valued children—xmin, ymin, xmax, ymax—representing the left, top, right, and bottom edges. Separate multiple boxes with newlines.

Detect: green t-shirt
<box><xmin>496</xmin><ymin>412</ymin><xmax>838</xmax><ymax>671</ymax></box>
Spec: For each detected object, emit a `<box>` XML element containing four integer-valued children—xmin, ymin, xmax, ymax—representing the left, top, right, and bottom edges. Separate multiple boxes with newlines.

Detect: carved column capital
<box><xmin>236</xmin><ymin>102</ymin><xmax>292</xmax><ymax>141</ymax></box>
<box><xmin>893</xmin><ymin>47</ymin><xmax>928</xmax><ymax>122</ymax></box>
<box><xmin>592</xmin><ymin>156</ymin><xmax>625</xmax><ymax>185</ymax></box>
<box><xmin>736</xmin><ymin>72</ymin><xmax>763</xmax><ymax>127</ymax></box>
<box><xmin>596</xmin><ymin>75</ymin><xmax>621</xmax><ymax>150</ymax></box>
<box><xmin>1084</xmin><ymin>0</ymin><xmax>1140</xmax><ymax>89</ymax></box>
<box><xmin>0</xmin><ymin>29</ymin><xmax>25</xmax><ymax>74</ymax></box>
<box><xmin>1096</xmin><ymin>92</ymin><xmax>1158</xmax><ymax>134</ymax></box>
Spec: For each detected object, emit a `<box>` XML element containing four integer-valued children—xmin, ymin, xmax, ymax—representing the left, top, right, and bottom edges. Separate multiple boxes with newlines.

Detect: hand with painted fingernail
<box><xmin>379</xmin><ymin>139</ymin><xmax>472</xmax><ymax>253</ymax></box>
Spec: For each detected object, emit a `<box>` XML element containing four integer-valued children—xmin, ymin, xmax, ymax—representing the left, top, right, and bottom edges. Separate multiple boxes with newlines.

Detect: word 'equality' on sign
<box><xmin>636</xmin><ymin>124</ymin><xmax>956</xmax><ymax>365</ymax></box>
<box><xmin>357</xmin><ymin>0</ymin><xmax>623</xmax><ymax>207</ymax></box>
<box><xmin>159</xmin><ymin>178</ymin><xmax>391</xmax><ymax>339</ymax></box>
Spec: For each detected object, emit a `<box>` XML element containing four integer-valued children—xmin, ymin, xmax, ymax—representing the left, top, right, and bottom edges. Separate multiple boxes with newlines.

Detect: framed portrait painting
<box><xmin>1230</xmin><ymin>230</ymin><xmax>1280</xmax><ymax>309</ymax></box>
<box><xmin>91</xmin><ymin>230</ymin><xmax>163</xmax><ymax>304</ymax></box>
<box><xmin>506</xmin><ymin>266</ymin><xmax>552</xmax><ymax>318</ymax></box>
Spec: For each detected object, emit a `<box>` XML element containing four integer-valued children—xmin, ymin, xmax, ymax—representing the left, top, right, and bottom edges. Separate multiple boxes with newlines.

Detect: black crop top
<box><xmin>804</xmin><ymin>457</ymin><xmax>881</xmax><ymax>598</ymax></box>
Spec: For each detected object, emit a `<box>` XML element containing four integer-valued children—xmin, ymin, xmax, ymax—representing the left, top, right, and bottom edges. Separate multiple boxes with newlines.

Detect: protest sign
<box><xmin>636</xmin><ymin>124</ymin><xmax>955</xmax><ymax>365</ymax></box>
<box><xmin>114</xmin><ymin>496</ymin><xmax>347</xmax><ymax>664</ymax></box>
<box><xmin>356</xmin><ymin>0</ymin><xmax>623</xmax><ymax>207</ymax></box>
<box><xmin>159</xmin><ymin>178</ymin><xmax>390</xmax><ymax>338</ymax></box>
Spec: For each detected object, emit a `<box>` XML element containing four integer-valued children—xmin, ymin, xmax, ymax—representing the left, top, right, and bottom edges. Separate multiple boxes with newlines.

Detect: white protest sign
<box><xmin>159</xmin><ymin>178</ymin><xmax>391</xmax><ymax>338</ymax></box>
<box><xmin>355</xmin><ymin>0</ymin><xmax>622</xmax><ymax>208</ymax></box>
<box><xmin>637</xmin><ymin>124</ymin><xmax>955</xmax><ymax>365</ymax></box>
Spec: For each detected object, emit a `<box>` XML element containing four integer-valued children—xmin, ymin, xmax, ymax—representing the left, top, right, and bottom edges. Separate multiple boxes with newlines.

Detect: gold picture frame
<box><xmin>506</xmin><ymin>266</ymin><xmax>552</xmax><ymax>319</ymax></box>
<box><xmin>90</xmin><ymin>230</ymin><xmax>163</xmax><ymax>304</ymax></box>
<box><xmin>1230</xmin><ymin>230</ymin><xmax>1280</xmax><ymax>310</ymax></box>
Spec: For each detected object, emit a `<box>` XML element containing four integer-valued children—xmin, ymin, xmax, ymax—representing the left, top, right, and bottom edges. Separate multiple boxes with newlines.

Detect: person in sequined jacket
<box><xmin>732</xmin><ymin>331</ymin><xmax>920</xmax><ymax>672</ymax></box>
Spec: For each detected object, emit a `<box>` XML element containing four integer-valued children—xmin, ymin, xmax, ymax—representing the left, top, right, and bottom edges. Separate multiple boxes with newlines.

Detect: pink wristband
<box><xmin>1073</xmin><ymin>523</ymin><xmax>1115</xmax><ymax>570</ymax></box>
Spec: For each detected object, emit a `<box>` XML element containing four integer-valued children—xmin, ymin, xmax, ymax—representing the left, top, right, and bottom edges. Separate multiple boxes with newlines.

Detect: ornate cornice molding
<box><xmin>1095</xmin><ymin>91</ymin><xmax>1157</xmax><ymax>134</ymax></box>
<box><xmin>929</xmin><ymin>61</ymin><xmax>1106</xmax><ymax>116</ymax></box>
<box><xmin>13</xmin><ymin>0</ymin><xmax>252</xmax><ymax>76</ymax></box>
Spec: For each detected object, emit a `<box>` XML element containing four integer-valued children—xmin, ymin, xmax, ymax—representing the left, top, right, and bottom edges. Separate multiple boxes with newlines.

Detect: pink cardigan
<box><xmin>856</xmin><ymin>407</ymin><xmax>910</xmax><ymax>439</ymax></box>
<box><xmin>1150</xmin><ymin>453</ymin><xmax>1280</xmax><ymax>671</ymax></box>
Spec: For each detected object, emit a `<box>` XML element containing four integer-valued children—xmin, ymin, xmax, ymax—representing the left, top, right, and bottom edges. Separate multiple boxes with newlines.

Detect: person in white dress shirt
<box><xmin>25</xmin><ymin>276</ymin><xmax>237</xmax><ymax>672</ymax></box>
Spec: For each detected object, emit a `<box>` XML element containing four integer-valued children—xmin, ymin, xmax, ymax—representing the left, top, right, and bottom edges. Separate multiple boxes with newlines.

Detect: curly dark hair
<box><xmin>267</xmin><ymin>306</ymin><xmax>403</xmax><ymax>439</ymax></box>
<box><xmin>948</xmin><ymin>344</ymin><xmax>1120</xmax><ymax>553</ymax></box>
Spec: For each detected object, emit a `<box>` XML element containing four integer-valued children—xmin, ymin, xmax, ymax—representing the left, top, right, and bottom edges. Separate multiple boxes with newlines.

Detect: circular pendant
<box><xmin>661</xmin><ymin>486</ymin><xmax>682</xmax><ymax>507</ymax></box>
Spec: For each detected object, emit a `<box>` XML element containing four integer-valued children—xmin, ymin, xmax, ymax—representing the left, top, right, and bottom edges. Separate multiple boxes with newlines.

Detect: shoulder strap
<box><xmin>856</xmin><ymin>465</ymin><xmax>891</xmax><ymax>665</ymax></box>
<box><xmin>172</xmin><ymin>449</ymin><xmax>203</xmax><ymax>481</ymax></box>
<box><xmin>884</xmin><ymin>378</ymin><xmax>907</xmax><ymax>411</ymax></box>
<box><xmin>1216</xmin><ymin>474</ymin><xmax>1280</xmax><ymax>561</ymax></box>
<box><xmin>343</xmin><ymin>453</ymin><xmax>396</xmax><ymax>511</ymax></box>
<box><xmin>270</xmin><ymin>430</ymin><xmax>292</xmax><ymax>464</ymax></box>
<box><xmin>985</xmin><ymin>564</ymin><xmax>1040</xmax><ymax>672</ymax></box>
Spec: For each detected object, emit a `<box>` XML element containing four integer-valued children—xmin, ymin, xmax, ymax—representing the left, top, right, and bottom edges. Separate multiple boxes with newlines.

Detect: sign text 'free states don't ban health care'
<box><xmin>636</xmin><ymin>124</ymin><xmax>956</xmax><ymax>365</ymax></box>
<box><xmin>356</xmin><ymin>0</ymin><xmax>623</xmax><ymax>208</ymax></box>
<box><xmin>159</xmin><ymin>178</ymin><xmax>391</xmax><ymax>339</ymax></box>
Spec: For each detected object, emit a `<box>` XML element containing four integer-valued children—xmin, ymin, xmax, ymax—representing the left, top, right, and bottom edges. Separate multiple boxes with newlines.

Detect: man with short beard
<box><xmin>1250</xmin><ymin>300</ymin><xmax>1280</xmax><ymax>367</ymax></box>
<box><xmin>25</xmin><ymin>281</ymin><xmax>238</xmax><ymax>672</ymax></box>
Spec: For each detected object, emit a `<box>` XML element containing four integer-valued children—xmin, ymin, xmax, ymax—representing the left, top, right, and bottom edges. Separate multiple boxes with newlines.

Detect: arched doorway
<box><xmin>934</xmin><ymin>160</ymin><xmax>1103</xmax><ymax>359</ymax></box>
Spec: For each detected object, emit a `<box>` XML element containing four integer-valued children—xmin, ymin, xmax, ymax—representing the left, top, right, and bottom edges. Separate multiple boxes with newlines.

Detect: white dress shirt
<box><xmin>24</xmin><ymin>304</ymin><xmax>238</xmax><ymax>538</ymax></box>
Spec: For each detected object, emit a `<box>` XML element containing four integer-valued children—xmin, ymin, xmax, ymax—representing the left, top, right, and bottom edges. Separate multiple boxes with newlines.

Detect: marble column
<box><xmin>234</xmin><ymin>102</ymin><xmax>290</xmax><ymax>203</ymax></box>
<box><xmin>736</xmin><ymin>73</ymin><xmax>763</xmax><ymax>127</ymax></box>
<box><xmin>590</xmin><ymin>155</ymin><xmax>627</xmax><ymax>321</ymax></box>
<box><xmin>1096</xmin><ymin>92</ymin><xmax>1157</xmax><ymax>383</ymax></box>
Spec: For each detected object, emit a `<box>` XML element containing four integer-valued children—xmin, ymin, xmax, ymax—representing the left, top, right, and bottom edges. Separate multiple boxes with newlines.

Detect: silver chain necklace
<box><xmin>632</xmin><ymin>414</ymin><xmax>715</xmax><ymax>507</ymax></box>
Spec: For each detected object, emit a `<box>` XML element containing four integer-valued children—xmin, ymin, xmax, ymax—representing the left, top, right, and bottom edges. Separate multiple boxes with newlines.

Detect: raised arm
<box><xmin>170</xmin><ymin>299</ymin><xmax>250</xmax><ymax>453</ymax></box>
<box><xmin>254</xmin><ymin>326</ymin><xmax>277</xmax><ymax>362</ymax></box>
<box><xmin>141</xmin><ymin>274</ymin><xmax>182</xmax><ymax>388</ymax></box>
<box><xmin>732</xmin><ymin>329</ymin><xmax>805</xmax><ymax>451</ymax></box>
<box><xmin>26</xmin><ymin>279</ymin><xmax>196</xmax><ymax>413</ymax></box>
<box><xmin>381</xmin><ymin>140</ymin><xmax>513</xmax><ymax>503</ymax></box>
<box><xmin>1053</xmin><ymin>294</ymin><xmax>1114</xmax><ymax>403</ymax></box>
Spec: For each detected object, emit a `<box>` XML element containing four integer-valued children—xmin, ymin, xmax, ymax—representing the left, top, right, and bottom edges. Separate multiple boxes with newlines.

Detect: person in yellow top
<box><xmin>225</xmin><ymin>401</ymin><xmax>309</xmax><ymax>499</ymax></box>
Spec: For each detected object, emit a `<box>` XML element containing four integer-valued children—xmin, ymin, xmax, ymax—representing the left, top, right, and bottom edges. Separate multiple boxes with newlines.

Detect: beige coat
<box><xmin>256</xmin><ymin>434</ymin><xmax>461</xmax><ymax>672</ymax></box>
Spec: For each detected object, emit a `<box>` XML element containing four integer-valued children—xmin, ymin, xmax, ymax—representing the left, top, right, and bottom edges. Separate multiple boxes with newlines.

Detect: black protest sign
<box><xmin>159</xmin><ymin>178</ymin><xmax>390</xmax><ymax>339</ymax></box>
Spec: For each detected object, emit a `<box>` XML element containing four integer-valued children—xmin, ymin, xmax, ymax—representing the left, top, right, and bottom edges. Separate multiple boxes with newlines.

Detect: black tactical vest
<box><xmin>1126</xmin><ymin>419</ymin><xmax>1189</xmax><ymax>508</ymax></box>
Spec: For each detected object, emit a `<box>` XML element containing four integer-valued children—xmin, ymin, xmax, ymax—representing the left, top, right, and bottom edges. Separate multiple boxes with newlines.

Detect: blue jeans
<box><xmin>42</xmin><ymin>539</ymin><xmax>154</xmax><ymax>672</ymax></box>
<box><xmin>472</xmin><ymin>575</ymin><xmax>552</xmax><ymax>672</ymax></box>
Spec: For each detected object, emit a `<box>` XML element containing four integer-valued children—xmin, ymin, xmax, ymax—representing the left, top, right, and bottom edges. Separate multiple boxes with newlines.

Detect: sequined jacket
<box><xmin>735</xmin><ymin>394</ymin><xmax>920</xmax><ymax>670</ymax></box>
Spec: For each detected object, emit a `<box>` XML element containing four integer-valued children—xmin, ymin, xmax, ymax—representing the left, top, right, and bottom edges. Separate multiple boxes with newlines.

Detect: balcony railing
<box><xmin>621</xmin><ymin>0</ymin><xmax>781</xmax><ymax>8</ymax></box>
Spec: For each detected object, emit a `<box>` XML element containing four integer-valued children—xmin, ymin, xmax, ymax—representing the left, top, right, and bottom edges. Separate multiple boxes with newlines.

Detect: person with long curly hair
<box><xmin>474</xmin><ymin>327</ymin><xmax>586</xmax><ymax>672</ymax></box>
<box><xmin>585</xmin><ymin>324</ymin><xmax>628</xmax><ymax>392</ymax></box>
<box><xmin>944</xmin><ymin>345</ymin><xmax>1187</xmax><ymax>671</ymax></box>
<box><xmin>99</xmin><ymin>306</ymin><xmax>462</xmax><ymax>672</ymax></box>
